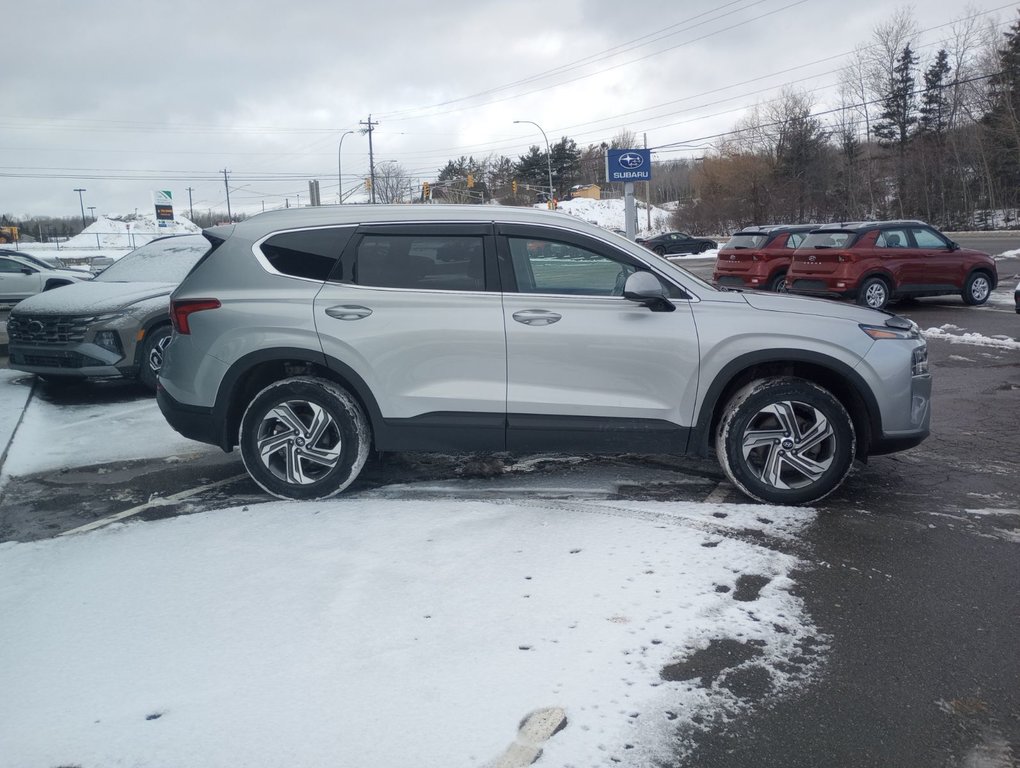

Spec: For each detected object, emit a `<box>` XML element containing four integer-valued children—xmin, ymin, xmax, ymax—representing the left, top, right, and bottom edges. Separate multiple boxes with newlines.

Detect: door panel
<box><xmin>497</xmin><ymin>229</ymin><xmax>700</xmax><ymax>450</ymax></box>
<box><xmin>314</xmin><ymin>230</ymin><xmax>506</xmax><ymax>421</ymax></box>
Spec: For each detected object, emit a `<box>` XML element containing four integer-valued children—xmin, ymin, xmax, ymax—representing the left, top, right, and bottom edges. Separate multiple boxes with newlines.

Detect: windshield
<box><xmin>722</xmin><ymin>234</ymin><xmax>768</xmax><ymax>250</ymax></box>
<box><xmin>96</xmin><ymin>235</ymin><xmax>210</xmax><ymax>283</ymax></box>
<box><xmin>801</xmin><ymin>231</ymin><xmax>855</xmax><ymax>249</ymax></box>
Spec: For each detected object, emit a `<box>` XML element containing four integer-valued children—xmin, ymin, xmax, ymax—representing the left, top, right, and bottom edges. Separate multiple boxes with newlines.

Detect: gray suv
<box><xmin>7</xmin><ymin>235</ymin><xmax>209</xmax><ymax>389</ymax></box>
<box><xmin>157</xmin><ymin>206</ymin><xmax>932</xmax><ymax>505</ymax></box>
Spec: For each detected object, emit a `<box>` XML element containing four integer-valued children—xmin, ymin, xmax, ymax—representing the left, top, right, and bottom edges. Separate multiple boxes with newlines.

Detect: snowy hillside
<box><xmin>545</xmin><ymin>197</ymin><xmax>675</xmax><ymax>235</ymax></box>
<box><xmin>65</xmin><ymin>212</ymin><xmax>201</xmax><ymax>249</ymax></box>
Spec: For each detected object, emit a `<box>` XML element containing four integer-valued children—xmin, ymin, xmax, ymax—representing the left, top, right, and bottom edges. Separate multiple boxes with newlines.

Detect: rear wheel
<box><xmin>715</xmin><ymin>377</ymin><xmax>856</xmax><ymax>505</ymax></box>
<box><xmin>962</xmin><ymin>272</ymin><xmax>992</xmax><ymax>306</ymax></box>
<box><xmin>856</xmin><ymin>276</ymin><xmax>892</xmax><ymax>310</ymax></box>
<box><xmin>239</xmin><ymin>377</ymin><xmax>370</xmax><ymax>500</ymax></box>
<box><xmin>653</xmin><ymin>245</ymin><xmax>666</xmax><ymax>256</ymax></box>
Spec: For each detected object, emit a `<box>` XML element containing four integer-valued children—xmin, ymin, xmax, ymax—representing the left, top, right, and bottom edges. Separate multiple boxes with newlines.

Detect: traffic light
<box><xmin>422</xmin><ymin>181</ymin><xmax>430</xmax><ymax>200</ymax></box>
<box><xmin>512</xmin><ymin>180</ymin><xmax>518</xmax><ymax>194</ymax></box>
<box><xmin>467</xmin><ymin>173</ymin><xmax>475</xmax><ymax>188</ymax></box>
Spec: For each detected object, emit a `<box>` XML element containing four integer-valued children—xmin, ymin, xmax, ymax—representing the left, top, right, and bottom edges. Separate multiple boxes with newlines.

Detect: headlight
<box><xmin>911</xmin><ymin>345</ymin><xmax>929</xmax><ymax>376</ymax></box>
<box><xmin>93</xmin><ymin>330</ymin><xmax>123</xmax><ymax>354</ymax></box>
<box><xmin>859</xmin><ymin>318</ymin><xmax>919</xmax><ymax>340</ymax></box>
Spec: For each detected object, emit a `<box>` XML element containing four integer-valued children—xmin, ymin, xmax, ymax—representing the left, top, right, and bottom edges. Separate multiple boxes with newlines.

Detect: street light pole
<box><xmin>337</xmin><ymin>130</ymin><xmax>354</xmax><ymax>204</ymax></box>
<box><xmin>87</xmin><ymin>206</ymin><xmax>96</xmax><ymax>222</ymax></box>
<box><xmin>514</xmin><ymin>120</ymin><xmax>554</xmax><ymax>199</ymax></box>
<box><xmin>73</xmin><ymin>188</ymin><xmax>87</xmax><ymax>229</ymax></box>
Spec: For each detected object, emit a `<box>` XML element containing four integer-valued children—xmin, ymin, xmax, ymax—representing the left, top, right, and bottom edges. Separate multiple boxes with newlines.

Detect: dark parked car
<box><xmin>637</xmin><ymin>231</ymin><xmax>717</xmax><ymax>256</ymax></box>
<box><xmin>785</xmin><ymin>220</ymin><xmax>998</xmax><ymax>310</ymax></box>
<box><xmin>7</xmin><ymin>235</ymin><xmax>210</xmax><ymax>389</ymax></box>
<box><xmin>713</xmin><ymin>224</ymin><xmax>819</xmax><ymax>292</ymax></box>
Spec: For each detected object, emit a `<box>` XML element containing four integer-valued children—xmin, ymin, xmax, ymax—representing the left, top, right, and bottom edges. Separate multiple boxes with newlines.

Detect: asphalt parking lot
<box><xmin>0</xmin><ymin>253</ymin><xmax>1017</xmax><ymax>766</ymax></box>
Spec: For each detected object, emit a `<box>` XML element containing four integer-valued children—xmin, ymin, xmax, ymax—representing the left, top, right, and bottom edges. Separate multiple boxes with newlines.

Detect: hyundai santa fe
<box><xmin>157</xmin><ymin>205</ymin><xmax>931</xmax><ymax>506</ymax></box>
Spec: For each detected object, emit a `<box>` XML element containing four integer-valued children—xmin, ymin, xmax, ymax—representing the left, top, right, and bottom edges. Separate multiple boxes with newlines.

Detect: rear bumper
<box><xmin>787</xmin><ymin>278</ymin><xmax>854</xmax><ymax>300</ymax></box>
<box><xmin>157</xmin><ymin>385</ymin><xmax>222</xmax><ymax>448</ymax></box>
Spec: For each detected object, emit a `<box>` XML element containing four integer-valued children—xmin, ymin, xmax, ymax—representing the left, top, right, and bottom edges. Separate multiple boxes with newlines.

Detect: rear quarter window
<box><xmin>260</xmin><ymin>227</ymin><xmax>353</xmax><ymax>281</ymax></box>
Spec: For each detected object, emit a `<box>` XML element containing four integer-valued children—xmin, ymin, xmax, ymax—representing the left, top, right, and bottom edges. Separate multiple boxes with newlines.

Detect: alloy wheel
<box><xmin>256</xmin><ymin>400</ymin><xmax>343</xmax><ymax>485</ymax></box>
<box><xmin>740</xmin><ymin>399</ymin><xmax>836</xmax><ymax>490</ymax></box>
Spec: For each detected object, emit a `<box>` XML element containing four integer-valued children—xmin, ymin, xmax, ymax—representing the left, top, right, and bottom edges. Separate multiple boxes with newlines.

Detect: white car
<box><xmin>0</xmin><ymin>251</ymin><xmax>90</xmax><ymax>303</ymax></box>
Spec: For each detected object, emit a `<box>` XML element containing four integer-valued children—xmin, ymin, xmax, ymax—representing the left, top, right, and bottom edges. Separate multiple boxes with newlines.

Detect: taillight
<box><xmin>171</xmin><ymin>298</ymin><xmax>220</xmax><ymax>334</ymax></box>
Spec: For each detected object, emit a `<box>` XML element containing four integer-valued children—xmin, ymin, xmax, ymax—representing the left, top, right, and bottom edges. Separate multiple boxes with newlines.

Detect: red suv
<box><xmin>713</xmin><ymin>224</ymin><xmax>818</xmax><ymax>292</ymax></box>
<box><xmin>785</xmin><ymin>220</ymin><xmax>998</xmax><ymax>310</ymax></box>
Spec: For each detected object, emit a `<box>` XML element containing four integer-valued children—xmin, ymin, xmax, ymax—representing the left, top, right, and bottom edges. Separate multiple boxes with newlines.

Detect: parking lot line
<box><xmin>58</xmin><ymin>473</ymin><xmax>249</xmax><ymax>537</ymax></box>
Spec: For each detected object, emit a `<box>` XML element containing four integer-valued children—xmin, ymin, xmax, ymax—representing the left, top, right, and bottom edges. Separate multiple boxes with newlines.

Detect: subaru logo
<box><xmin>619</xmin><ymin>152</ymin><xmax>644</xmax><ymax>169</ymax></box>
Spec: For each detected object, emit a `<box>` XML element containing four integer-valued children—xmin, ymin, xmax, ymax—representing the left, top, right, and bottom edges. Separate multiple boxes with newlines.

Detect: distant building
<box><xmin>568</xmin><ymin>184</ymin><xmax>601</xmax><ymax>200</ymax></box>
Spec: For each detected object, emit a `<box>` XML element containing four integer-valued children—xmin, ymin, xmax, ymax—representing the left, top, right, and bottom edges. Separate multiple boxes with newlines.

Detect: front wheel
<box><xmin>768</xmin><ymin>272</ymin><xmax>788</xmax><ymax>293</ymax></box>
<box><xmin>138</xmin><ymin>325</ymin><xmax>172</xmax><ymax>391</ymax></box>
<box><xmin>715</xmin><ymin>377</ymin><xmax>856</xmax><ymax>505</ymax></box>
<box><xmin>239</xmin><ymin>377</ymin><xmax>370</xmax><ymax>500</ymax></box>
<box><xmin>962</xmin><ymin>272</ymin><xmax>992</xmax><ymax>306</ymax></box>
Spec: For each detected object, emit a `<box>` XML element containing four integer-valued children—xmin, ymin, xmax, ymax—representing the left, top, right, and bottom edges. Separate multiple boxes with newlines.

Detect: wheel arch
<box><xmin>212</xmin><ymin>347</ymin><xmax>382</xmax><ymax>452</ymax></box>
<box><xmin>965</xmin><ymin>266</ymin><xmax>998</xmax><ymax>290</ymax></box>
<box><xmin>690</xmin><ymin>350</ymin><xmax>878</xmax><ymax>460</ymax></box>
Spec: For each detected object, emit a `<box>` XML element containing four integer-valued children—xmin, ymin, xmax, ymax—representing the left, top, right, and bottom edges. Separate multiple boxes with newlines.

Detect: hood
<box><xmin>740</xmin><ymin>290</ymin><xmax>892</xmax><ymax>324</ymax></box>
<box><xmin>11</xmin><ymin>280</ymin><xmax>175</xmax><ymax>316</ymax></box>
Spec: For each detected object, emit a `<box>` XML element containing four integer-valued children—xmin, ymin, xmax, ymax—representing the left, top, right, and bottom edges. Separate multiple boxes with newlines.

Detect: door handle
<box><xmin>325</xmin><ymin>305</ymin><xmax>373</xmax><ymax>321</ymax></box>
<box><xmin>512</xmin><ymin>309</ymin><xmax>562</xmax><ymax>326</ymax></box>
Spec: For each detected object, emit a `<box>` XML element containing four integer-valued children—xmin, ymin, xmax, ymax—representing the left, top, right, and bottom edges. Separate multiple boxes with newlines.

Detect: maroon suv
<box><xmin>713</xmin><ymin>224</ymin><xmax>819</xmax><ymax>292</ymax></box>
<box><xmin>785</xmin><ymin>220</ymin><xmax>997</xmax><ymax>310</ymax></box>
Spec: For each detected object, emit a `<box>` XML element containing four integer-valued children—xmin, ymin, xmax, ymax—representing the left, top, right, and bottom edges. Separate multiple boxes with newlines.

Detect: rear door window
<box><xmin>352</xmin><ymin>234</ymin><xmax>486</xmax><ymax>291</ymax></box>
<box><xmin>876</xmin><ymin>229</ymin><xmax>910</xmax><ymax>248</ymax></box>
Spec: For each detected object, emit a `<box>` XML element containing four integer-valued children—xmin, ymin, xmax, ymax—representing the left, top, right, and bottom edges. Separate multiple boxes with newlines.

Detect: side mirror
<box><xmin>21</xmin><ymin>267</ymin><xmax>34</xmax><ymax>275</ymax></box>
<box><xmin>947</xmin><ymin>240</ymin><xmax>960</xmax><ymax>251</ymax></box>
<box><xmin>623</xmin><ymin>271</ymin><xmax>675</xmax><ymax>312</ymax></box>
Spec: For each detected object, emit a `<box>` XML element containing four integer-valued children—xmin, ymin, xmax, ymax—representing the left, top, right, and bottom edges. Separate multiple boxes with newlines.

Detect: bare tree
<box><xmin>373</xmin><ymin>161</ymin><xmax>412</xmax><ymax>204</ymax></box>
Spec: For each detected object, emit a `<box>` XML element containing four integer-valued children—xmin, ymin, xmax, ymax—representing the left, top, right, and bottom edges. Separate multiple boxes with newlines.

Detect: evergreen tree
<box><xmin>918</xmin><ymin>49</ymin><xmax>951</xmax><ymax>137</ymax></box>
<box><xmin>874</xmin><ymin>44</ymin><xmax>919</xmax><ymax>150</ymax></box>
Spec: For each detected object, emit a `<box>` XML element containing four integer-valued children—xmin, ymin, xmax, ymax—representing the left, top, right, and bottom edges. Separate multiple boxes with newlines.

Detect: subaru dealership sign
<box><xmin>606</xmin><ymin>149</ymin><xmax>651</xmax><ymax>182</ymax></box>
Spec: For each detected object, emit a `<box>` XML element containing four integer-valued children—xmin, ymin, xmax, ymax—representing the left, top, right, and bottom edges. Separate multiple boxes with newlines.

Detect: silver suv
<box><xmin>7</xmin><ymin>235</ymin><xmax>209</xmax><ymax>389</ymax></box>
<box><xmin>157</xmin><ymin>206</ymin><xmax>931</xmax><ymax>505</ymax></box>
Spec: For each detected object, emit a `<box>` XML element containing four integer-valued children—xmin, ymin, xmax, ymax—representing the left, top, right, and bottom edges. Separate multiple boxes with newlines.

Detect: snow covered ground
<box><xmin>0</xmin><ymin>370</ymin><xmax>821</xmax><ymax>768</ymax></box>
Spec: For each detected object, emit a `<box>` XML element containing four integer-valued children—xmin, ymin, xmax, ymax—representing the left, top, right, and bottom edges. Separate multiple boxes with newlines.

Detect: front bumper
<box><xmin>7</xmin><ymin>312</ymin><xmax>141</xmax><ymax>380</ymax></box>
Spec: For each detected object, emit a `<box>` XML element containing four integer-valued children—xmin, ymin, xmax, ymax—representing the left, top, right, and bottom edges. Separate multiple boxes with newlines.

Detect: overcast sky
<box><xmin>4</xmin><ymin>0</ymin><xmax>1015</xmax><ymax>221</ymax></box>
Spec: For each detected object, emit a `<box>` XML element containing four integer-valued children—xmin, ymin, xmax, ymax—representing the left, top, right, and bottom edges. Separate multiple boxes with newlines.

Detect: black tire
<box><xmin>961</xmin><ymin>271</ymin><xmax>992</xmax><ymax>306</ymax></box>
<box><xmin>653</xmin><ymin>245</ymin><xmax>666</xmax><ymax>256</ymax></box>
<box><xmin>715</xmin><ymin>377</ymin><xmax>856</xmax><ymax>505</ymax></box>
<box><xmin>856</xmin><ymin>276</ymin><xmax>892</xmax><ymax>310</ymax></box>
<box><xmin>700</xmin><ymin>241</ymin><xmax>715</xmax><ymax>253</ymax></box>
<box><xmin>138</xmin><ymin>325</ymin><xmax>172</xmax><ymax>391</ymax></box>
<box><xmin>239</xmin><ymin>376</ymin><xmax>370</xmax><ymax>500</ymax></box>
<box><xmin>768</xmin><ymin>272</ymin><xmax>788</xmax><ymax>293</ymax></box>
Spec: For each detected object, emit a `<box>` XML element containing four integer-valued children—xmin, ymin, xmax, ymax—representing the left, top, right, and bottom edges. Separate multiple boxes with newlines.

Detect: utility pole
<box><xmin>73</xmin><ymin>188</ymin><xmax>87</xmax><ymax>230</ymax></box>
<box><xmin>360</xmin><ymin>115</ymin><xmax>379</xmax><ymax>204</ymax></box>
<box><xmin>644</xmin><ymin>133</ymin><xmax>651</xmax><ymax>232</ymax></box>
<box><xmin>186</xmin><ymin>187</ymin><xmax>195</xmax><ymax>220</ymax></box>
<box><xmin>221</xmin><ymin>169</ymin><xmax>232</xmax><ymax>221</ymax></box>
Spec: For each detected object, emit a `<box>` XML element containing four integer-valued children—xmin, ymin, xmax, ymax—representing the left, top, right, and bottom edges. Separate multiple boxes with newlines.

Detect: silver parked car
<box><xmin>157</xmin><ymin>206</ymin><xmax>932</xmax><ymax>506</ymax></box>
<box><xmin>7</xmin><ymin>235</ymin><xmax>209</xmax><ymax>389</ymax></box>
<box><xmin>0</xmin><ymin>251</ymin><xmax>90</xmax><ymax>303</ymax></box>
